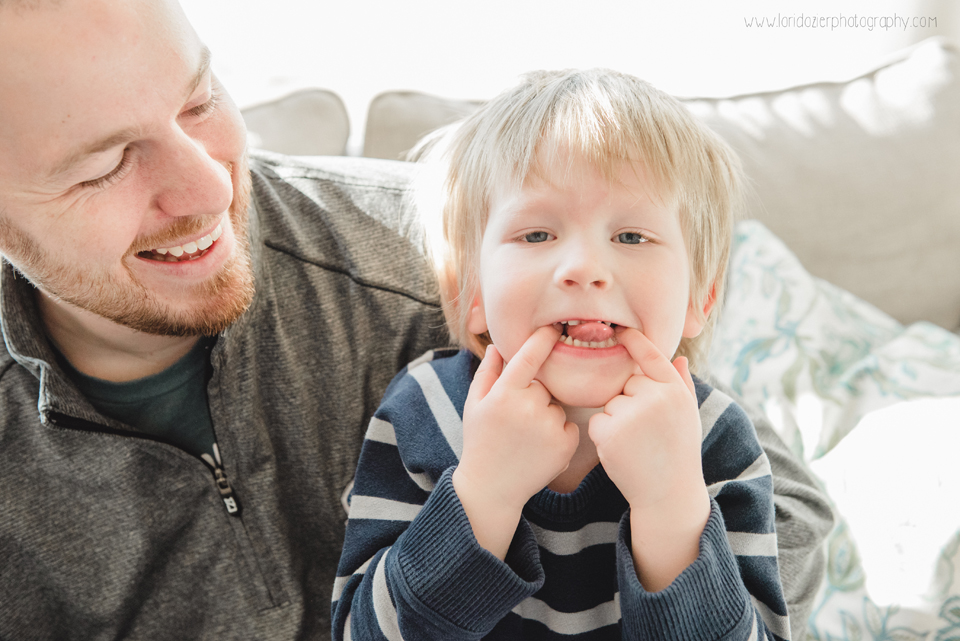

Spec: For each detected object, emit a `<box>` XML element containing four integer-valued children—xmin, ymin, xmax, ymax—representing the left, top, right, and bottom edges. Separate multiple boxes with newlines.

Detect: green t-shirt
<box><xmin>56</xmin><ymin>337</ymin><xmax>217</xmax><ymax>459</ymax></box>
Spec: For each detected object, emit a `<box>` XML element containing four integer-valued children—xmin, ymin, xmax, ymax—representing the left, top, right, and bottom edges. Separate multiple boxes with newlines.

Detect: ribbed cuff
<box><xmin>618</xmin><ymin>500</ymin><xmax>754</xmax><ymax>641</ymax></box>
<box><xmin>391</xmin><ymin>467</ymin><xmax>544</xmax><ymax>635</ymax></box>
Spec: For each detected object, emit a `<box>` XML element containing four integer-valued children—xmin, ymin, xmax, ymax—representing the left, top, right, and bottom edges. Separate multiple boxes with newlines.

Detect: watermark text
<box><xmin>744</xmin><ymin>13</ymin><xmax>937</xmax><ymax>32</ymax></box>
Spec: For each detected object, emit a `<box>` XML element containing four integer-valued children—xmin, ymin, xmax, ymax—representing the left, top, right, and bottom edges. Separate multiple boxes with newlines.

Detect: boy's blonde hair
<box><xmin>414</xmin><ymin>68</ymin><xmax>743</xmax><ymax>374</ymax></box>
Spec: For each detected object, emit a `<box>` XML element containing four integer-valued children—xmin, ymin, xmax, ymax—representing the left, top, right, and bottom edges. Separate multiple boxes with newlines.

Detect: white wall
<box><xmin>180</xmin><ymin>0</ymin><xmax>954</xmax><ymax>154</ymax></box>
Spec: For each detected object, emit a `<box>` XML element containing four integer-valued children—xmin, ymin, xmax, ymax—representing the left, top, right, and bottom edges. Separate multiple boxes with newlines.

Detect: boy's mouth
<box><xmin>554</xmin><ymin>320</ymin><xmax>620</xmax><ymax>348</ymax></box>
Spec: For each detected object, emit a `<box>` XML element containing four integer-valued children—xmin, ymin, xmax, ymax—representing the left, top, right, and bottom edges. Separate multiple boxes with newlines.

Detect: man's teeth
<box><xmin>153</xmin><ymin>223</ymin><xmax>223</xmax><ymax>260</ymax></box>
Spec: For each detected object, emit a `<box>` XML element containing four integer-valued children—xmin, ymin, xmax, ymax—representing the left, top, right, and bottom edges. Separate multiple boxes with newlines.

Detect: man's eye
<box><xmin>615</xmin><ymin>232</ymin><xmax>648</xmax><ymax>245</ymax></box>
<box><xmin>184</xmin><ymin>91</ymin><xmax>220</xmax><ymax>118</ymax></box>
<box><xmin>78</xmin><ymin>149</ymin><xmax>132</xmax><ymax>190</ymax></box>
<box><xmin>522</xmin><ymin>231</ymin><xmax>554</xmax><ymax>243</ymax></box>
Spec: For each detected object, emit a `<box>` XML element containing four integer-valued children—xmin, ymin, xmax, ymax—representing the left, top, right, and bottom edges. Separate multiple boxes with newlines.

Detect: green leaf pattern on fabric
<box><xmin>709</xmin><ymin>221</ymin><xmax>960</xmax><ymax>641</ymax></box>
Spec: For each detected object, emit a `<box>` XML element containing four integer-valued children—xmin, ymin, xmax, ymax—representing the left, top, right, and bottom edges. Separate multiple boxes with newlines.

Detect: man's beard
<box><xmin>0</xmin><ymin>155</ymin><xmax>256</xmax><ymax>337</ymax></box>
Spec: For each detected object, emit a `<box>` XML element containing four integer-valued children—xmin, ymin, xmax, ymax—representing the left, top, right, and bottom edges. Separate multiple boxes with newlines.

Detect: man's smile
<box><xmin>138</xmin><ymin>221</ymin><xmax>224</xmax><ymax>263</ymax></box>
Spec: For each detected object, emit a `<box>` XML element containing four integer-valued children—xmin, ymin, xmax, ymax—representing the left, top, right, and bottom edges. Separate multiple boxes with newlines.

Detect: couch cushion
<box><xmin>363</xmin><ymin>91</ymin><xmax>483</xmax><ymax>160</ymax></box>
<box><xmin>242</xmin><ymin>89</ymin><xmax>350</xmax><ymax>156</ymax></box>
<box><xmin>684</xmin><ymin>37</ymin><xmax>960</xmax><ymax>331</ymax></box>
<box><xmin>361</xmin><ymin>38</ymin><xmax>960</xmax><ymax>330</ymax></box>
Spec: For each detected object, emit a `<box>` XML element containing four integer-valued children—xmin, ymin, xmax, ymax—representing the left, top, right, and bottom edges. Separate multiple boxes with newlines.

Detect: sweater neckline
<box><xmin>526</xmin><ymin>464</ymin><xmax>616</xmax><ymax>520</ymax></box>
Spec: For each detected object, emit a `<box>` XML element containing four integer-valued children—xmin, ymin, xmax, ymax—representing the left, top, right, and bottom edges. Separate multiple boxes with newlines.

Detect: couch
<box><xmin>241</xmin><ymin>36</ymin><xmax>960</xmax><ymax>640</ymax></box>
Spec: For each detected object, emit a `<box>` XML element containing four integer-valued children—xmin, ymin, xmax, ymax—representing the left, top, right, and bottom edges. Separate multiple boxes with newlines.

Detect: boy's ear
<box><xmin>682</xmin><ymin>282</ymin><xmax>717</xmax><ymax>338</ymax></box>
<box><xmin>465</xmin><ymin>292</ymin><xmax>488</xmax><ymax>335</ymax></box>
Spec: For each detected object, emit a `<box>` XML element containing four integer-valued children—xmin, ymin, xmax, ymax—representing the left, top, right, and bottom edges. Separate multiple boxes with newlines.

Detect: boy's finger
<box><xmin>672</xmin><ymin>356</ymin><xmax>697</xmax><ymax>397</ymax></box>
<box><xmin>618</xmin><ymin>328</ymin><xmax>679</xmax><ymax>385</ymax></box>
<box><xmin>500</xmin><ymin>325</ymin><xmax>561</xmax><ymax>389</ymax></box>
<box><xmin>466</xmin><ymin>344</ymin><xmax>503</xmax><ymax>405</ymax></box>
<box><xmin>587</xmin><ymin>411</ymin><xmax>613</xmax><ymax>446</ymax></box>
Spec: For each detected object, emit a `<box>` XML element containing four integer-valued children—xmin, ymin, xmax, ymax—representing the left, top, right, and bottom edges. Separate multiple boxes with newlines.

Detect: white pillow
<box><xmin>808</xmin><ymin>397</ymin><xmax>960</xmax><ymax>638</ymax></box>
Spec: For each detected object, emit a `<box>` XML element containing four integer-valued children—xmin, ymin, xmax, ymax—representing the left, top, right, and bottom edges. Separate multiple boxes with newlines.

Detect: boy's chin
<box><xmin>538</xmin><ymin>374</ymin><xmax>629</xmax><ymax>409</ymax></box>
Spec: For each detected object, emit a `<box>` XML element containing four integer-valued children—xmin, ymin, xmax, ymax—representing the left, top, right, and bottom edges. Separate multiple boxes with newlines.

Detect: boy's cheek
<box><xmin>487</xmin><ymin>333</ymin><xmax>520</xmax><ymax>368</ymax></box>
<box><xmin>483</xmin><ymin>313</ymin><xmax>529</xmax><ymax>364</ymax></box>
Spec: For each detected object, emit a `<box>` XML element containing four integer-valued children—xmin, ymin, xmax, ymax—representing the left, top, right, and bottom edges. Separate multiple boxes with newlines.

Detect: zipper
<box><xmin>47</xmin><ymin>411</ymin><xmax>241</xmax><ymax>517</ymax></box>
<box><xmin>44</xmin><ymin>410</ymin><xmax>281</xmax><ymax>608</ymax></box>
<box><xmin>201</xmin><ymin>445</ymin><xmax>241</xmax><ymax>516</ymax></box>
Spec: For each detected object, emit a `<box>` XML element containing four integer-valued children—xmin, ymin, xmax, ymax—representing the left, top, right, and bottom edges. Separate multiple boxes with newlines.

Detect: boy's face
<box><xmin>467</xmin><ymin>153</ymin><xmax>710</xmax><ymax>408</ymax></box>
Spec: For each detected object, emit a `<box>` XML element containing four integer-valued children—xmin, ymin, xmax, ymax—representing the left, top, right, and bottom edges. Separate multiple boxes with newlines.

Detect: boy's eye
<box><xmin>615</xmin><ymin>232</ymin><xmax>648</xmax><ymax>245</ymax></box>
<box><xmin>522</xmin><ymin>231</ymin><xmax>554</xmax><ymax>243</ymax></box>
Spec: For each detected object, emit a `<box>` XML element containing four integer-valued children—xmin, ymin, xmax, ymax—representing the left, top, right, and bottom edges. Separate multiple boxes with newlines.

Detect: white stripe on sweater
<box><xmin>699</xmin><ymin>389</ymin><xmax>733</xmax><ymax>441</ymax></box>
<box><xmin>726</xmin><ymin>531</ymin><xmax>779</xmax><ymax>557</ymax></box>
<box><xmin>366</xmin><ymin>417</ymin><xmax>397</xmax><ymax>445</ymax></box>
<box><xmin>409</xmin><ymin>364</ymin><xmax>464</xmax><ymax>459</ymax></box>
<box><xmin>405</xmin><ymin>350</ymin><xmax>439</xmax><ymax>372</ymax></box>
<box><xmin>343</xmin><ymin>613</ymin><xmax>353</xmax><ymax>641</ymax></box>
<box><xmin>373</xmin><ymin>550</ymin><xmax>406</xmax><ymax>641</ymax></box>
<box><xmin>747</xmin><ymin>610</ymin><xmax>758</xmax><ymax>641</ymax></box>
<box><xmin>349</xmin><ymin>495</ymin><xmax>422</xmax><ymax>522</ymax></box>
<box><xmin>512</xmin><ymin>593</ymin><xmax>620</xmax><ymax>635</ymax></box>
<box><xmin>364</xmin><ymin>418</ymin><xmax>435</xmax><ymax>492</ymax></box>
<box><xmin>529</xmin><ymin>521</ymin><xmax>619</xmax><ymax>556</ymax></box>
<box><xmin>707</xmin><ymin>453</ymin><xmax>771</xmax><ymax>498</ymax></box>
<box><xmin>332</xmin><ymin>558</ymin><xmax>373</xmax><ymax>602</ymax></box>
<box><xmin>752</xmin><ymin>595</ymin><xmax>791</xmax><ymax>640</ymax></box>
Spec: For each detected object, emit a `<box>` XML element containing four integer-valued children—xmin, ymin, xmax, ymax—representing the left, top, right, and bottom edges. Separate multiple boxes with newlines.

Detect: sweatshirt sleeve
<box><xmin>716</xmin><ymin>379</ymin><xmax>834</xmax><ymax>641</ymax></box>
<box><xmin>331</xmin><ymin>354</ymin><xmax>544</xmax><ymax>641</ymax></box>
<box><xmin>616</xmin><ymin>383</ymin><xmax>793</xmax><ymax>641</ymax></box>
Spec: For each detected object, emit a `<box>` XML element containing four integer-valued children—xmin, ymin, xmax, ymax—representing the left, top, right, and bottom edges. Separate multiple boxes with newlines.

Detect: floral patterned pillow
<box><xmin>709</xmin><ymin>220</ymin><xmax>960</xmax><ymax>640</ymax></box>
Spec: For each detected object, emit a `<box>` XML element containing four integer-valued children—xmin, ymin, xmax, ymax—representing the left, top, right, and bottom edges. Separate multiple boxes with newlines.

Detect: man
<box><xmin>0</xmin><ymin>0</ymin><xmax>832</xmax><ymax>639</ymax></box>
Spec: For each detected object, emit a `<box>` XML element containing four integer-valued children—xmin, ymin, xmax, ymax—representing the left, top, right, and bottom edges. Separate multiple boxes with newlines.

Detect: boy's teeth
<box><xmin>556</xmin><ymin>334</ymin><xmax>618</xmax><ymax>349</ymax></box>
<box><xmin>559</xmin><ymin>320</ymin><xmax>614</xmax><ymax>326</ymax></box>
<box><xmin>562</xmin><ymin>319</ymin><xmax>616</xmax><ymax>344</ymax></box>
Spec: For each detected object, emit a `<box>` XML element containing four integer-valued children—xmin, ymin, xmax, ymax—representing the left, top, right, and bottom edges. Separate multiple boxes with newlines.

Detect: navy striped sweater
<box><xmin>332</xmin><ymin>349</ymin><xmax>790</xmax><ymax>640</ymax></box>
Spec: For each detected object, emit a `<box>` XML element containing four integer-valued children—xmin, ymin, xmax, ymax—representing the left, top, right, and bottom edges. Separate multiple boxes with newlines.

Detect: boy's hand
<box><xmin>588</xmin><ymin>328</ymin><xmax>710</xmax><ymax>591</ymax></box>
<box><xmin>453</xmin><ymin>326</ymin><xmax>579</xmax><ymax>558</ymax></box>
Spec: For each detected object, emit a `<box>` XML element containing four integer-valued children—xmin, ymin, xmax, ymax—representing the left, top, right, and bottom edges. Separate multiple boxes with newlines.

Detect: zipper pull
<box><xmin>201</xmin><ymin>445</ymin><xmax>242</xmax><ymax>517</ymax></box>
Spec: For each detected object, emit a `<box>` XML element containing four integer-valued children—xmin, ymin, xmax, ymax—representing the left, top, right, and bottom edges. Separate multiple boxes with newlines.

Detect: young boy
<box><xmin>332</xmin><ymin>69</ymin><xmax>790</xmax><ymax>640</ymax></box>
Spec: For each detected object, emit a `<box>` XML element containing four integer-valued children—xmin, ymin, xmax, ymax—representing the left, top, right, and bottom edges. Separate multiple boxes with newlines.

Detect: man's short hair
<box><xmin>414</xmin><ymin>68</ymin><xmax>744</xmax><ymax>374</ymax></box>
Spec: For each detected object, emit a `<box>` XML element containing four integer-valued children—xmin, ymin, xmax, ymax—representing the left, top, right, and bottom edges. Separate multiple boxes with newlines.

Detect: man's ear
<box><xmin>682</xmin><ymin>282</ymin><xmax>717</xmax><ymax>338</ymax></box>
<box><xmin>465</xmin><ymin>292</ymin><xmax>488</xmax><ymax>335</ymax></box>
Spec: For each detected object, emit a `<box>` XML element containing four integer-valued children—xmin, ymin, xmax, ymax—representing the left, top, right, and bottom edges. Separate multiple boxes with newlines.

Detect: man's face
<box><xmin>467</xmin><ymin>153</ymin><xmax>707</xmax><ymax>408</ymax></box>
<box><xmin>0</xmin><ymin>0</ymin><xmax>253</xmax><ymax>337</ymax></box>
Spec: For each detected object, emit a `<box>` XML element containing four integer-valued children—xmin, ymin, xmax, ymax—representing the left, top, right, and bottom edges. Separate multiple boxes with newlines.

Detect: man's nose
<box><xmin>153</xmin><ymin>131</ymin><xmax>234</xmax><ymax>219</ymax></box>
<box><xmin>554</xmin><ymin>239</ymin><xmax>612</xmax><ymax>290</ymax></box>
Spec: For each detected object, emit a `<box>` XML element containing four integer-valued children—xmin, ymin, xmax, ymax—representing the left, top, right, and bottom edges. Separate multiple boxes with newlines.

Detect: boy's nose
<box><xmin>555</xmin><ymin>244</ymin><xmax>612</xmax><ymax>290</ymax></box>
